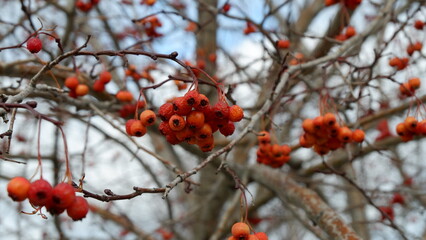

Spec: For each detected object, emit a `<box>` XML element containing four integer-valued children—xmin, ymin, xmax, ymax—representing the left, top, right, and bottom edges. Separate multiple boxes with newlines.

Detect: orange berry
<box><xmin>323</xmin><ymin>113</ymin><xmax>337</xmax><ymax>126</ymax></box>
<box><xmin>345</xmin><ymin>26</ymin><xmax>356</xmax><ymax>38</ymax></box>
<box><xmin>408</xmin><ymin>77</ymin><xmax>421</xmax><ymax>90</ymax></box>
<box><xmin>197</xmin><ymin>135</ymin><xmax>214</xmax><ymax>152</ymax></box>
<box><xmin>65</xmin><ymin>76</ymin><xmax>79</xmax><ymax>89</ymax></box>
<box><xmin>407</xmin><ymin>44</ymin><xmax>415</xmax><ymax>56</ymax></box>
<box><xmin>248</xmin><ymin>234</ymin><xmax>260</xmax><ymax>240</ymax></box>
<box><xmin>254</xmin><ymin>232</ymin><xmax>269</xmax><ymax>240</ymax></box>
<box><xmin>169</xmin><ymin>115</ymin><xmax>186</xmax><ymax>131</ymax></box>
<box><xmin>313</xmin><ymin>144</ymin><xmax>330</xmax><ymax>155</ymax></box>
<box><xmin>195</xmin><ymin>123</ymin><xmax>213</xmax><ymax>140</ymax></box>
<box><xmin>139</xmin><ymin>110</ymin><xmax>156</xmax><ymax>126</ymax></box>
<box><xmin>75</xmin><ymin>84</ymin><xmax>89</xmax><ymax>96</ymax></box>
<box><xmin>7</xmin><ymin>177</ymin><xmax>31</xmax><ymax>201</ymax></box>
<box><xmin>388</xmin><ymin>57</ymin><xmax>401</xmax><ymax>67</ymax></box>
<box><xmin>186</xmin><ymin>111</ymin><xmax>205</xmax><ymax>129</ymax></box>
<box><xmin>116</xmin><ymin>90</ymin><xmax>134</xmax><ymax>102</ymax></box>
<box><xmin>326</xmin><ymin>137</ymin><xmax>343</xmax><ymax>150</ymax></box>
<box><xmin>313</xmin><ymin>116</ymin><xmax>325</xmax><ymax>131</ymax></box>
<box><xmin>281</xmin><ymin>144</ymin><xmax>291</xmax><ymax>156</ymax></box>
<box><xmin>351</xmin><ymin>129</ymin><xmax>365</xmax><ymax>143</ymax></box>
<box><xmin>302</xmin><ymin>118</ymin><xmax>315</xmax><ymax>134</ymax></box>
<box><xmin>258</xmin><ymin>131</ymin><xmax>271</xmax><ymax>144</ymax></box>
<box><xmin>231</xmin><ymin>222</ymin><xmax>250</xmax><ymax>238</ymax></box>
<box><xmin>299</xmin><ymin>134</ymin><xmax>313</xmax><ymax>148</ymax></box>
<box><xmin>183</xmin><ymin>90</ymin><xmax>200</xmax><ymax>107</ymax></box>
<box><xmin>127</xmin><ymin>120</ymin><xmax>147</xmax><ymax>137</ymax></box>
<box><xmin>415</xmin><ymin>120</ymin><xmax>426</xmax><ymax>135</ymax></box>
<box><xmin>325</xmin><ymin>0</ymin><xmax>338</xmax><ymax>6</ymax></box>
<box><xmin>99</xmin><ymin>71</ymin><xmax>112</xmax><ymax>84</ymax></box>
<box><xmin>276</xmin><ymin>39</ymin><xmax>290</xmax><ymax>49</ymax></box>
<box><xmin>413</xmin><ymin>42</ymin><xmax>423</xmax><ymax>51</ymax></box>
<box><xmin>229</xmin><ymin>105</ymin><xmax>244</xmax><ymax>122</ymax></box>
<box><xmin>400</xmin><ymin>134</ymin><xmax>414</xmax><ymax>142</ymax></box>
<box><xmin>175</xmin><ymin>127</ymin><xmax>194</xmax><ymax>142</ymax></box>
<box><xmin>404</xmin><ymin>116</ymin><xmax>418</xmax><ymax>132</ymax></box>
<box><xmin>399</xmin><ymin>82</ymin><xmax>414</xmax><ymax>96</ymax></box>
<box><xmin>337</xmin><ymin>126</ymin><xmax>352</xmax><ymax>143</ymax></box>
<box><xmin>396</xmin><ymin>122</ymin><xmax>408</xmax><ymax>136</ymax></box>
<box><xmin>195</xmin><ymin>94</ymin><xmax>210</xmax><ymax>111</ymax></box>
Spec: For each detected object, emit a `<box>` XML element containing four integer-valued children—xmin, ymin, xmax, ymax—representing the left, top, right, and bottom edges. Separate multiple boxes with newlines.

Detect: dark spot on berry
<box><xmin>36</xmin><ymin>192</ymin><xmax>46</xmax><ymax>199</ymax></box>
<box><xmin>200</xmin><ymin>100</ymin><xmax>208</xmax><ymax>106</ymax></box>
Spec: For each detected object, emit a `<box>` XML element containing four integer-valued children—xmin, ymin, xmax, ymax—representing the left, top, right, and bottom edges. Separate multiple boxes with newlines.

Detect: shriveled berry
<box><xmin>139</xmin><ymin>109</ymin><xmax>156</xmax><ymax>126</ymax></box>
<box><xmin>159</xmin><ymin>121</ymin><xmax>173</xmax><ymax>136</ymax></box>
<box><xmin>158</xmin><ymin>102</ymin><xmax>174</xmax><ymax>121</ymax></box>
<box><xmin>173</xmin><ymin>97</ymin><xmax>192</xmax><ymax>116</ymax></box>
<box><xmin>28</xmin><ymin>179</ymin><xmax>53</xmax><ymax>206</ymax></box>
<box><xmin>212</xmin><ymin>101</ymin><xmax>230</xmax><ymax>119</ymax></box>
<box><xmin>184</xmin><ymin>90</ymin><xmax>200</xmax><ymax>107</ymax></box>
<box><xmin>195</xmin><ymin>94</ymin><xmax>210</xmax><ymax>111</ymax></box>
<box><xmin>27</xmin><ymin>37</ymin><xmax>42</xmax><ymax>53</ymax></box>
<box><xmin>219</xmin><ymin>121</ymin><xmax>235</xmax><ymax>136</ymax></box>
<box><xmin>7</xmin><ymin>177</ymin><xmax>31</xmax><ymax>201</ymax></box>
<box><xmin>51</xmin><ymin>183</ymin><xmax>76</xmax><ymax>209</ymax></box>
<box><xmin>67</xmin><ymin>196</ymin><xmax>89</xmax><ymax>221</ymax></box>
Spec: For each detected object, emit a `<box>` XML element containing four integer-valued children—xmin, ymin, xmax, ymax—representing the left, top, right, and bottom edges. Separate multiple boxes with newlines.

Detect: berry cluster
<box><xmin>335</xmin><ymin>26</ymin><xmax>356</xmax><ymax>41</ymax></box>
<box><xmin>395</xmin><ymin>116</ymin><xmax>426</xmax><ymax>142</ymax></box>
<box><xmin>158</xmin><ymin>90</ymin><xmax>243</xmax><ymax>152</ymax></box>
<box><xmin>65</xmin><ymin>75</ymin><xmax>89</xmax><ymax>98</ymax></box>
<box><xmin>388</xmin><ymin>57</ymin><xmax>409</xmax><ymax>70</ymax></box>
<box><xmin>7</xmin><ymin>177</ymin><xmax>89</xmax><ymax>221</ymax></box>
<box><xmin>93</xmin><ymin>71</ymin><xmax>112</xmax><ymax>92</ymax></box>
<box><xmin>406</xmin><ymin>42</ymin><xmax>423</xmax><ymax>56</ymax></box>
<box><xmin>26</xmin><ymin>37</ymin><xmax>42</xmax><ymax>54</ymax></box>
<box><xmin>256</xmin><ymin>131</ymin><xmax>291</xmax><ymax>168</ymax></box>
<box><xmin>125</xmin><ymin>109</ymin><xmax>157</xmax><ymax>137</ymax></box>
<box><xmin>399</xmin><ymin>77</ymin><xmax>421</xmax><ymax>97</ymax></box>
<box><xmin>299</xmin><ymin>113</ymin><xmax>365</xmax><ymax>155</ymax></box>
<box><xmin>378</xmin><ymin>193</ymin><xmax>405</xmax><ymax>221</ymax></box>
<box><xmin>76</xmin><ymin>0</ymin><xmax>100</xmax><ymax>12</ymax></box>
<box><xmin>228</xmin><ymin>222</ymin><xmax>268</xmax><ymax>240</ymax></box>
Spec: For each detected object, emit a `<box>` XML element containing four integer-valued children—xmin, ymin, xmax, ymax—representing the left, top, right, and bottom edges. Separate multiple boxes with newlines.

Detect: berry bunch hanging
<box><xmin>7</xmin><ymin>177</ymin><xmax>89</xmax><ymax>221</ymax></box>
<box><xmin>64</xmin><ymin>75</ymin><xmax>89</xmax><ymax>98</ymax></box>
<box><xmin>395</xmin><ymin>116</ymin><xmax>426</xmax><ymax>142</ymax></box>
<box><xmin>93</xmin><ymin>71</ymin><xmax>112</xmax><ymax>92</ymax></box>
<box><xmin>256</xmin><ymin>131</ymin><xmax>291</xmax><ymax>168</ymax></box>
<box><xmin>158</xmin><ymin>89</ymin><xmax>244</xmax><ymax>152</ymax></box>
<box><xmin>399</xmin><ymin>77</ymin><xmax>421</xmax><ymax>97</ymax></box>
<box><xmin>125</xmin><ymin>109</ymin><xmax>157</xmax><ymax>137</ymax></box>
<box><xmin>299</xmin><ymin>113</ymin><xmax>365</xmax><ymax>155</ymax></box>
<box><xmin>227</xmin><ymin>222</ymin><xmax>269</xmax><ymax>240</ymax></box>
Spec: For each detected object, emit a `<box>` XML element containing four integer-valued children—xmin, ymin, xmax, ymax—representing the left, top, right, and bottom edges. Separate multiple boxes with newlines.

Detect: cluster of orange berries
<box><xmin>335</xmin><ymin>26</ymin><xmax>356</xmax><ymax>41</ymax></box>
<box><xmin>158</xmin><ymin>90</ymin><xmax>244</xmax><ymax>152</ymax></box>
<box><xmin>125</xmin><ymin>109</ymin><xmax>157</xmax><ymax>137</ymax></box>
<box><xmin>395</xmin><ymin>116</ymin><xmax>426</xmax><ymax>142</ymax></box>
<box><xmin>325</xmin><ymin>0</ymin><xmax>362</xmax><ymax>10</ymax></box>
<box><xmin>299</xmin><ymin>113</ymin><xmax>365</xmax><ymax>155</ymax></box>
<box><xmin>388</xmin><ymin>57</ymin><xmax>409</xmax><ymax>70</ymax></box>
<box><xmin>406</xmin><ymin>41</ymin><xmax>423</xmax><ymax>56</ymax></box>
<box><xmin>138</xmin><ymin>16</ymin><xmax>162</xmax><ymax>38</ymax></box>
<box><xmin>228</xmin><ymin>222</ymin><xmax>268</xmax><ymax>240</ymax></box>
<box><xmin>76</xmin><ymin>0</ymin><xmax>100</xmax><ymax>12</ymax></box>
<box><xmin>65</xmin><ymin>75</ymin><xmax>89</xmax><ymax>98</ymax></box>
<box><xmin>7</xmin><ymin>177</ymin><xmax>89</xmax><ymax>221</ymax></box>
<box><xmin>399</xmin><ymin>77</ymin><xmax>421</xmax><ymax>97</ymax></box>
<box><xmin>93</xmin><ymin>71</ymin><xmax>112</xmax><ymax>92</ymax></box>
<box><xmin>256</xmin><ymin>131</ymin><xmax>291</xmax><ymax>168</ymax></box>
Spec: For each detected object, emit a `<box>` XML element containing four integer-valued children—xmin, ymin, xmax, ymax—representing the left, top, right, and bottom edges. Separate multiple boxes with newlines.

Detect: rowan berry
<box><xmin>196</xmin><ymin>123</ymin><xmax>213</xmax><ymax>140</ymax></box>
<box><xmin>116</xmin><ymin>90</ymin><xmax>134</xmax><ymax>102</ymax></box>
<box><xmin>7</xmin><ymin>177</ymin><xmax>31</xmax><ymax>201</ymax></box>
<box><xmin>183</xmin><ymin>90</ymin><xmax>200</xmax><ymax>107</ymax></box>
<box><xmin>65</xmin><ymin>76</ymin><xmax>80</xmax><ymax>89</ymax></box>
<box><xmin>28</xmin><ymin>179</ymin><xmax>53</xmax><ymax>207</ymax></box>
<box><xmin>414</xmin><ymin>20</ymin><xmax>424</xmax><ymax>30</ymax></box>
<box><xmin>169</xmin><ymin>115</ymin><xmax>186</xmax><ymax>131</ymax></box>
<box><xmin>27</xmin><ymin>37</ymin><xmax>42</xmax><ymax>53</ymax></box>
<box><xmin>186</xmin><ymin>111</ymin><xmax>205</xmax><ymax>129</ymax></box>
<box><xmin>345</xmin><ymin>26</ymin><xmax>356</xmax><ymax>38</ymax></box>
<box><xmin>248</xmin><ymin>234</ymin><xmax>260</xmax><ymax>240</ymax></box>
<box><xmin>254</xmin><ymin>232</ymin><xmax>269</xmax><ymax>240</ymax></box>
<box><xmin>158</xmin><ymin>102</ymin><xmax>174</xmax><ymax>121</ymax></box>
<box><xmin>195</xmin><ymin>94</ymin><xmax>210</xmax><ymax>110</ymax></box>
<box><xmin>159</xmin><ymin>121</ymin><xmax>173</xmax><ymax>136</ymax></box>
<box><xmin>51</xmin><ymin>183</ymin><xmax>76</xmax><ymax>209</ymax></box>
<box><xmin>219</xmin><ymin>121</ymin><xmax>235</xmax><ymax>136</ymax></box>
<box><xmin>75</xmin><ymin>84</ymin><xmax>89</xmax><ymax>96</ymax></box>
<box><xmin>302</xmin><ymin>118</ymin><xmax>315</xmax><ymax>134</ymax></box>
<box><xmin>408</xmin><ymin>77</ymin><xmax>421</xmax><ymax>90</ymax></box>
<box><xmin>229</xmin><ymin>105</ymin><xmax>244</xmax><ymax>122</ymax></box>
<box><xmin>391</xmin><ymin>193</ymin><xmax>405</xmax><ymax>205</ymax></box>
<box><xmin>404</xmin><ymin>116</ymin><xmax>417</xmax><ymax>132</ymax></box>
<box><xmin>197</xmin><ymin>135</ymin><xmax>214</xmax><ymax>152</ymax></box>
<box><xmin>172</xmin><ymin>97</ymin><xmax>192</xmax><ymax>116</ymax></box>
<box><xmin>323</xmin><ymin>113</ymin><xmax>337</xmax><ymax>126</ymax></box>
<box><xmin>175</xmin><ymin>127</ymin><xmax>194</xmax><ymax>141</ymax></box>
<box><xmin>313</xmin><ymin>116</ymin><xmax>324</xmax><ymax>131</ymax></box>
<box><xmin>396</xmin><ymin>122</ymin><xmax>408</xmax><ymax>136</ymax></box>
<box><xmin>231</xmin><ymin>222</ymin><xmax>250</xmax><ymax>238</ymax></box>
<box><xmin>92</xmin><ymin>80</ymin><xmax>105</xmax><ymax>92</ymax></box>
<box><xmin>258</xmin><ymin>131</ymin><xmax>271</xmax><ymax>144</ymax></box>
<box><xmin>67</xmin><ymin>196</ymin><xmax>89</xmax><ymax>221</ymax></box>
<box><xmin>99</xmin><ymin>71</ymin><xmax>112</xmax><ymax>84</ymax></box>
<box><xmin>213</xmin><ymin>101</ymin><xmax>230</xmax><ymax>119</ymax></box>
<box><xmin>351</xmin><ymin>129</ymin><xmax>365</xmax><ymax>143</ymax></box>
<box><xmin>165</xmin><ymin>133</ymin><xmax>180</xmax><ymax>145</ymax></box>
<box><xmin>139</xmin><ymin>109</ymin><xmax>156</xmax><ymax>126</ymax></box>
<box><xmin>276</xmin><ymin>39</ymin><xmax>290</xmax><ymax>49</ymax></box>
<box><xmin>337</xmin><ymin>126</ymin><xmax>352</xmax><ymax>143</ymax></box>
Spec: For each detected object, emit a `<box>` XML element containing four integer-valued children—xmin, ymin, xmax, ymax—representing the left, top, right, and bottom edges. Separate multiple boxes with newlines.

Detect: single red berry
<box><xmin>379</xmin><ymin>206</ymin><xmax>394</xmax><ymax>221</ymax></box>
<box><xmin>116</xmin><ymin>90</ymin><xmax>134</xmax><ymax>102</ymax></box>
<box><xmin>169</xmin><ymin>114</ymin><xmax>186</xmax><ymax>131</ymax></box>
<box><xmin>196</xmin><ymin>135</ymin><xmax>214</xmax><ymax>152</ymax></box>
<box><xmin>390</xmin><ymin>193</ymin><xmax>405</xmax><ymax>205</ymax></box>
<box><xmin>67</xmin><ymin>196</ymin><xmax>89</xmax><ymax>221</ymax></box>
<box><xmin>222</xmin><ymin>3</ymin><xmax>231</xmax><ymax>12</ymax></box>
<box><xmin>414</xmin><ymin>20</ymin><xmax>424</xmax><ymax>30</ymax></box>
<box><xmin>254</xmin><ymin>232</ymin><xmax>269</xmax><ymax>240</ymax></box>
<box><xmin>337</xmin><ymin>126</ymin><xmax>352</xmax><ymax>143</ymax></box>
<box><xmin>27</xmin><ymin>37</ymin><xmax>42</xmax><ymax>53</ymax></box>
<box><xmin>158</xmin><ymin>102</ymin><xmax>174</xmax><ymax>121</ymax></box>
<box><xmin>28</xmin><ymin>179</ymin><xmax>53</xmax><ymax>207</ymax></box>
<box><xmin>173</xmin><ymin>97</ymin><xmax>192</xmax><ymax>116</ymax></box>
<box><xmin>186</xmin><ymin>111</ymin><xmax>205</xmax><ymax>129</ymax></box>
<box><xmin>7</xmin><ymin>177</ymin><xmax>31</xmax><ymax>201</ymax></box>
<box><xmin>195</xmin><ymin>94</ymin><xmax>210</xmax><ymax>111</ymax></box>
<box><xmin>229</xmin><ymin>105</ymin><xmax>244</xmax><ymax>122</ymax></box>
<box><xmin>184</xmin><ymin>90</ymin><xmax>200</xmax><ymax>107</ymax></box>
<box><xmin>219</xmin><ymin>121</ymin><xmax>235</xmax><ymax>136</ymax></box>
<box><xmin>51</xmin><ymin>183</ymin><xmax>76</xmax><ymax>209</ymax></box>
<box><xmin>159</xmin><ymin>121</ymin><xmax>173</xmax><ymax>136</ymax></box>
<box><xmin>127</xmin><ymin>120</ymin><xmax>147</xmax><ymax>137</ymax></box>
<box><xmin>276</xmin><ymin>39</ymin><xmax>290</xmax><ymax>49</ymax></box>
<box><xmin>195</xmin><ymin>123</ymin><xmax>213</xmax><ymax>140</ymax></box>
<box><xmin>165</xmin><ymin>133</ymin><xmax>181</xmax><ymax>145</ymax></box>
<box><xmin>45</xmin><ymin>198</ymin><xmax>66</xmax><ymax>215</ymax></box>
<box><xmin>231</xmin><ymin>222</ymin><xmax>250</xmax><ymax>238</ymax></box>
<box><xmin>257</xmin><ymin>131</ymin><xmax>271</xmax><ymax>144</ymax></box>
<box><xmin>139</xmin><ymin>109</ymin><xmax>157</xmax><ymax>126</ymax></box>
<box><xmin>99</xmin><ymin>71</ymin><xmax>112</xmax><ymax>84</ymax></box>
<box><xmin>213</xmin><ymin>101</ymin><xmax>230</xmax><ymax>119</ymax></box>
<box><xmin>351</xmin><ymin>129</ymin><xmax>365</xmax><ymax>143</ymax></box>
<box><xmin>92</xmin><ymin>80</ymin><xmax>105</xmax><ymax>92</ymax></box>
<box><xmin>65</xmin><ymin>76</ymin><xmax>79</xmax><ymax>89</ymax></box>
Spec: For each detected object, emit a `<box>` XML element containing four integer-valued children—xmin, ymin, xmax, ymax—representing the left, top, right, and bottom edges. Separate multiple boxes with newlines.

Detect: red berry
<box><xmin>219</xmin><ymin>121</ymin><xmax>235</xmax><ymax>136</ymax></box>
<box><xmin>222</xmin><ymin>3</ymin><xmax>231</xmax><ymax>12</ymax></box>
<box><xmin>139</xmin><ymin>109</ymin><xmax>157</xmax><ymax>126</ymax></box>
<box><xmin>351</xmin><ymin>129</ymin><xmax>365</xmax><ymax>143</ymax></box>
<box><xmin>184</xmin><ymin>90</ymin><xmax>200</xmax><ymax>107</ymax></box>
<box><xmin>65</xmin><ymin>76</ymin><xmax>79</xmax><ymax>89</ymax></box>
<box><xmin>276</xmin><ymin>39</ymin><xmax>290</xmax><ymax>49</ymax></box>
<box><xmin>186</xmin><ymin>111</ymin><xmax>205</xmax><ymax>129</ymax></box>
<box><xmin>254</xmin><ymin>232</ymin><xmax>269</xmax><ymax>240</ymax></box>
<box><xmin>93</xmin><ymin>80</ymin><xmax>105</xmax><ymax>92</ymax></box>
<box><xmin>67</xmin><ymin>196</ymin><xmax>89</xmax><ymax>221</ymax></box>
<box><xmin>195</xmin><ymin>123</ymin><xmax>213</xmax><ymax>140</ymax></box>
<box><xmin>195</xmin><ymin>94</ymin><xmax>210</xmax><ymax>111</ymax></box>
<box><xmin>7</xmin><ymin>177</ymin><xmax>31</xmax><ymax>201</ymax></box>
<box><xmin>390</xmin><ymin>193</ymin><xmax>405</xmax><ymax>205</ymax></box>
<box><xmin>127</xmin><ymin>119</ymin><xmax>147</xmax><ymax>137</ymax></box>
<box><xmin>414</xmin><ymin>20</ymin><xmax>424</xmax><ymax>30</ymax></box>
<box><xmin>172</xmin><ymin>97</ymin><xmax>192</xmax><ymax>116</ymax></box>
<box><xmin>159</xmin><ymin>102</ymin><xmax>174</xmax><ymax>121</ymax></box>
<box><xmin>28</xmin><ymin>179</ymin><xmax>53</xmax><ymax>206</ymax></box>
<box><xmin>231</xmin><ymin>222</ymin><xmax>250</xmax><ymax>238</ymax></box>
<box><xmin>75</xmin><ymin>84</ymin><xmax>89</xmax><ymax>96</ymax></box>
<box><xmin>159</xmin><ymin>121</ymin><xmax>173</xmax><ymax>136</ymax></box>
<box><xmin>27</xmin><ymin>37</ymin><xmax>42</xmax><ymax>53</ymax></box>
<box><xmin>51</xmin><ymin>183</ymin><xmax>76</xmax><ymax>209</ymax></box>
<box><xmin>99</xmin><ymin>71</ymin><xmax>112</xmax><ymax>84</ymax></box>
<box><xmin>228</xmin><ymin>105</ymin><xmax>244</xmax><ymax>122</ymax></box>
<box><xmin>213</xmin><ymin>101</ymin><xmax>230</xmax><ymax>119</ymax></box>
<box><xmin>169</xmin><ymin>114</ymin><xmax>186</xmax><ymax>131</ymax></box>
